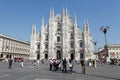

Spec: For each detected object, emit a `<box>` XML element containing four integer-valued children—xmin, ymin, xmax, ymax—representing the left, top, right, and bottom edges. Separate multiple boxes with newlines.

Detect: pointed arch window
<box><xmin>80</xmin><ymin>41</ymin><xmax>83</xmax><ymax>47</ymax></box>
<box><xmin>45</xmin><ymin>35</ymin><xmax>48</xmax><ymax>41</ymax></box>
<box><xmin>57</xmin><ymin>22</ymin><xmax>61</xmax><ymax>31</ymax></box>
<box><xmin>45</xmin><ymin>44</ymin><xmax>48</xmax><ymax>49</ymax></box>
<box><xmin>0</xmin><ymin>54</ymin><xmax>3</xmax><ymax>58</ymax></box>
<box><xmin>57</xmin><ymin>36</ymin><xmax>60</xmax><ymax>42</ymax></box>
<box><xmin>86</xmin><ymin>26</ymin><xmax>88</xmax><ymax>31</ymax></box>
<box><xmin>70</xmin><ymin>33</ymin><xmax>73</xmax><ymax>39</ymax></box>
<box><xmin>37</xmin><ymin>43</ymin><xmax>40</xmax><ymax>49</ymax></box>
<box><xmin>70</xmin><ymin>42</ymin><xmax>73</xmax><ymax>48</ymax></box>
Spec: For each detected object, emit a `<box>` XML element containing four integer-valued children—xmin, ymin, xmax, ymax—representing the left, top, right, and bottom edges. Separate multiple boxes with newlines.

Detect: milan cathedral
<box><xmin>30</xmin><ymin>8</ymin><xmax>95</xmax><ymax>61</ymax></box>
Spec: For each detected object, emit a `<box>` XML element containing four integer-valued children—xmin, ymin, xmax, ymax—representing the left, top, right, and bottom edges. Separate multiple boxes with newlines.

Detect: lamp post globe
<box><xmin>100</xmin><ymin>26</ymin><xmax>110</xmax><ymax>62</ymax></box>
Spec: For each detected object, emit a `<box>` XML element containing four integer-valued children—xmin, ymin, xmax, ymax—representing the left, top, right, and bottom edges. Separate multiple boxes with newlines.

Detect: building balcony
<box><xmin>44</xmin><ymin>32</ymin><xmax>48</xmax><ymax>34</ymax></box>
<box><xmin>44</xmin><ymin>49</ymin><xmax>48</xmax><ymax>52</ymax></box>
<box><xmin>68</xmin><ymin>48</ymin><xmax>74</xmax><ymax>51</ymax></box>
<box><xmin>68</xmin><ymin>30</ymin><xmax>73</xmax><ymax>32</ymax></box>
<box><xmin>54</xmin><ymin>42</ymin><xmax>61</xmax><ymax>47</ymax></box>
<box><xmin>44</xmin><ymin>40</ymin><xmax>48</xmax><ymax>43</ymax></box>
<box><xmin>36</xmin><ymin>49</ymin><xmax>40</xmax><ymax>52</ymax></box>
<box><xmin>70</xmin><ymin>48</ymin><xmax>74</xmax><ymax>51</ymax></box>
<box><xmin>69</xmin><ymin>39</ymin><xmax>74</xmax><ymax>41</ymax></box>
<box><xmin>78</xmin><ymin>49</ymin><xmax>83</xmax><ymax>53</ymax></box>
<box><xmin>55</xmin><ymin>31</ymin><xmax>61</xmax><ymax>35</ymax></box>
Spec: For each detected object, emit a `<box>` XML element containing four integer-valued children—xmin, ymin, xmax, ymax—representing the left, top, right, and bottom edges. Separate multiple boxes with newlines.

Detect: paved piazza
<box><xmin>0</xmin><ymin>61</ymin><xmax>120</xmax><ymax>80</ymax></box>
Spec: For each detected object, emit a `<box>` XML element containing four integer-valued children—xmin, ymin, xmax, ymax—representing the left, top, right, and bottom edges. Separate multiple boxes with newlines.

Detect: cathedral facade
<box><xmin>30</xmin><ymin>8</ymin><xmax>95</xmax><ymax>61</ymax></box>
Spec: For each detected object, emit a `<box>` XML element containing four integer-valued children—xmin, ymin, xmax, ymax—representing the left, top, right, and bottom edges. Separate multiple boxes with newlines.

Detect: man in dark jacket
<box><xmin>62</xmin><ymin>58</ymin><xmax>67</xmax><ymax>73</ymax></box>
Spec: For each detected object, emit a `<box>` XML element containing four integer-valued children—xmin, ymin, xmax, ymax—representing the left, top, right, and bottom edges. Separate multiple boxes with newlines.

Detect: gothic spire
<box><xmin>65</xmin><ymin>7</ymin><xmax>71</xmax><ymax>18</ymax></box>
<box><xmin>41</xmin><ymin>17</ymin><xmax>44</xmax><ymax>31</ymax></box>
<box><xmin>74</xmin><ymin>13</ymin><xmax>77</xmax><ymax>27</ymax></box>
<box><xmin>31</xmin><ymin>24</ymin><xmax>36</xmax><ymax>41</ymax></box>
<box><xmin>42</xmin><ymin>17</ymin><xmax>44</xmax><ymax>27</ymax></box>
<box><xmin>50</xmin><ymin>8</ymin><xmax>51</xmax><ymax>18</ymax></box>
<box><xmin>86</xmin><ymin>18</ymin><xmax>89</xmax><ymax>31</ymax></box>
<box><xmin>84</xmin><ymin>18</ymin><xmax>89</xmax><ymax>32</ymax></box>
<box><xmin>62</xmin><ymin>7</ymin><xmax>65</xmax><ymax>17</ymax></box>
<box><xmin>32</xmin><ymin>24</ymin><xmax>36</xmax><ymax>35</ymax></box>
<box><xmin>50</xmin><ymin>8</ymin><xmax>54</xmax><ymax>18</ymax></box>
<box><xmin>66</xmin><ymin>7</ymin><xmax>68</xmax><ymax>17</ymax></box>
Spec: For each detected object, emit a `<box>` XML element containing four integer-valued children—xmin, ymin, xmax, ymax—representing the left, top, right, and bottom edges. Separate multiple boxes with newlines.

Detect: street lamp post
<box><xmin>93</xmin><ymin>41</ymin><xmax>97</xmax><ymax>59</ymax></box>
<box><xmin>82</xmin><ymin>33</ymin><xmax>86</xmax><ymax>74</ymax></box>
<box><xmin>100</xmin><ymin>26</ymin><xmax>110</xmax><ymax>62</ymax></box>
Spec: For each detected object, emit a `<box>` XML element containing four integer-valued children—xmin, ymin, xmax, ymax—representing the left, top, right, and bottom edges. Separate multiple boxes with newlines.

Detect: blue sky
<box><xmin>0</xmin><ymin>0</ymin><xmax>120</xmax><ymax>49</ymax></box>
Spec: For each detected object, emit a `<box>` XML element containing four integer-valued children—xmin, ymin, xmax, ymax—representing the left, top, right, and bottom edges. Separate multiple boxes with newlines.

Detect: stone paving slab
<box><xmin>0</xmin><ymin>61</ymin><xmax>120</xmax><ymax>80</ymax></box>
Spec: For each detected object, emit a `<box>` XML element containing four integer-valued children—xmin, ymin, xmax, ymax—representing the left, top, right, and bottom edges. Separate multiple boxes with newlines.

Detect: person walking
<box><xmin>20</xmin><ymin>58</ymin><xmax>24</xmax><ymax>67</ymax></box>
<box><xmin>33</xmin><ymin>60</ymin><xmax>37</xmax><ymax>67</ymax></box>
<box><xmin>88</xmin><ymin>60</ymin><xmax>92</xmax><ymax>67</ymax></box>
<box><xmin>93</xmin><ymin>59</ymin><xmax>97</xmax><ymax>67</ymax></box>
<box><xmin>80</xmin><ymin>59</ymin><xmax>85</xmax><ymax>74</ymax></box>
<box><xmin>36</xmin><ymin>59</ymin><xmax>40</xmax><ymax>67</ymax></box>
<box><xmin>49</xmin><ymin>59</ymin><xmax>53</xmax><ymax>70</ymax></box>
<box><xmin>69</xmin><ymin>59</ymin><xmax>73</xmax><ymax>73</ymax></box>
<box><xmin>58</xmin><ymin>60</ymin><xmax>62</xmax><ymax>71</ymax></box>
<box><xmin>8</xmin><ymin>58</ymin><xmax>13</xmax><ymax>69</ymax></box>
<box><xmin>62</xmin><ymin>58</ymin><xmax>67</xmax><ymax>73</ymax></box>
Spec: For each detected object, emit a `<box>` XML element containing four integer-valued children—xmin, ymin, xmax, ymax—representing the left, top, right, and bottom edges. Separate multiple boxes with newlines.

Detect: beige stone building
<box><xmin>0</xmin><ymin>34</ymin><xmax>30</xmax><ymax>61</ymax></box>
<box><xmin>98</xmin><ymin>44</ymin><xmax>120</xmax><ymax>62</ymax></box>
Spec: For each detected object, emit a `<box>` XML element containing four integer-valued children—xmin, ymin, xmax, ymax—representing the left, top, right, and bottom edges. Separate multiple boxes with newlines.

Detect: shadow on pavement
<box><xmin>44</xmin><ymin>69</ymin><xmax>82</xmax><ymax>74</ymax></box>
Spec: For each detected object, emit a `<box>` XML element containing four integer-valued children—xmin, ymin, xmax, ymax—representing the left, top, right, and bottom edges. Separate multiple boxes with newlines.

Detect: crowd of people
<box><xmin>7</xmin><ymin>58</ymin><xmax>44</xmax><ymax>69</ymax></box>
<box><xmin>49</xmin><ymin>58</ymin><xmax>106</xmax><ymax>74</ymax></box>
<box><xmin>110</xmin><ymin>58</ymin><xmax>120</xmax><ymax>65</ymax></box>
<box><xmin>5</xmin><ymin>57</ymin><xmax>120</xmax><ymax>75</ymax></box>
<box><xmin>49</xmin><ymin>58</ymin><xmax>73</xmax><ymax>73</ymax></box>
<box><xmin>8</xmin><ymin>57</ymin><xmax>24</xmax><ymax>69</ymax></box>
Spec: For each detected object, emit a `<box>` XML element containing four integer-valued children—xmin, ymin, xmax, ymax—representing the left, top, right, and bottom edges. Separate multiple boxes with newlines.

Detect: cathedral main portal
<box><xmin>56</xmin><ymin>50</ymin><xmax>62</xmax><ymax>59</ymax></box>
<box><xmin>70</xmin><ymin>53</ymin><xmax>74</xmax><ymax>60</ymax></box>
